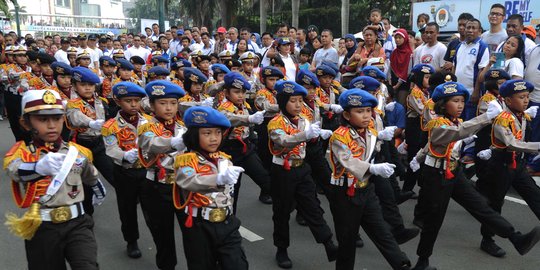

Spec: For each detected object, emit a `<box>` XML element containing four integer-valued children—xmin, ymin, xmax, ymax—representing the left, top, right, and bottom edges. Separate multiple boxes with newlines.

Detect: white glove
<box><xmin>486</xmin><ymin>101</ymin><xmax>503</xmax><ymax>120</ymax></box>
<box><xmin>329</xmin><ymin>104</ymin><xmax>344</xmax><ymax>113</ymax></box>
<box><xmin>410</xmin><ymin>157</ymin><xmax>420</xmax><ymax>172</ymax></box>
<box><xmin>377</xmin><ymin>126</ymin><xmax>397</xmax><ymax>141</ymax></box>
<box><xmin>305</xmin><ymin>121</ymin><xmax>321</xmax><ymax>139</ymax></box>
<box><xmin>123</xmin><ymin>149</ymin><xmax>139</xmax><ymax>163</ymax></box>
<box><xmin>171</xmin><ymin>134</ymin><xmax>186</xmax><ymax>151</ymax></box>
<box><xmin>385</xmin><ymin>101</ymin><xmax>396</xmax><ymax>112</ymax></box>
<box><xmin>89</xmin><ymin>119</ymin><xmax>105</xmax><ymax>130</ymax></box>
<box><xmin>248</xmin><ymin>110</ymin><xmax>266</xmax><ymax>125</ymax></box>
<box><xmin>533</xmin><ymin>154</ymin><xmax>540</xmax><ymax>162</ymax></box>
<box><xmin>91</xmin><ymin>180</ymin><xmax>106</xmax><ymax>206</ymax></box>
<box><xmin>397</xmin><ymin>141</ymin><xmax>407</xmax><ymax>155</ymax></box>
<box><xmin>216</xmin><ymin>166</ymin><xmax>245</xmax><ymax>186</ymax></box>
<box><xmin>320</xmin><ymin>129</ymin><xmax>333</xmax><ymax>140</ymax></box>
<box><xmin>369</xmin><ymin>162</ymin><xmax>396</xmax><ymax>178</ymax></box>
<box><xmin>462</xmin><ymin>135</ymin><xmax>477</xmax><ymax>145</ymax></box>
<box><xmin>525</xmin><ymin>106</ymin><xmax>539</xmax><ymax>118</ymax></box>
<box><xmin>35</xmin><ymin>153</ymin><xmax>66</xmax><ymax>176</ymax></box>
<box><xmin>201</xmin><ymin>97</ymin><xmax>214</xmax><ymax>107</ymax></box>
<box><xmin>477</xmin><ymin>149</ymin><xmax>492</xmax><ymax>160</ymax></box>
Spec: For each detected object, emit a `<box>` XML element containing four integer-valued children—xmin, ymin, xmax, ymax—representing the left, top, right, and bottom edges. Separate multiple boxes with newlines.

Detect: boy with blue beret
<box><xmin>179</xmin><ymin>67</ymin><xmax>212</xmax><ymax>112</ymax></box>
<box><xmin>170</xmin><ymin>56</ymin><xmax>191</xmax><ymax>88</ymax></box>
<box><xmin>147</xmin><ymin>66</ymin><xmax>170</xmax><ymax>82</ymax></box>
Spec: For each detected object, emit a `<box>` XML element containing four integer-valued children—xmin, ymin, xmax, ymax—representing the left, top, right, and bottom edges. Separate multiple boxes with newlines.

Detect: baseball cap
<box><xmin>217</xmin><ymin>27</ymin><xmax>227</xmax><ymax>34</ymax></box>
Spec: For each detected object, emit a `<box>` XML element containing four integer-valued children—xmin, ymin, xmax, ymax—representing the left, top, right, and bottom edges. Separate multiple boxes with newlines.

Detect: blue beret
<box><xmin>349</xmin><ymin>76</ymin><xmax>381</xmax><ymax>91</ymax></box>
<box><xmin>99</xmin><ymin>56</ymin><xmax>116</xmax><ymax>67</ymax></box>
<box><xmin>223</xmin><ymin>72</ymin><xmax>251</xmax><ymax>91</ymax></box>
<box><xmin>171</xmin><ymin>58</ymin><xmax>191</xmax><ymax>70</ymax></box>
<box><xmin>211</xmin><ymin>64</ymin><xmax>230</xmax><ymax>75</ymax></box>
<box><xmin>147</xmin><ymin>66</ymin><xmax>170</xmax><ymax>78</ymax></box>
<box><xmin>411</xmin><ymin>64</ymin><xmax>435</xmax><ymax>75</ymax></box>
<box><xmin>316</xmin><ymin>64</ymin><xmax>337</xmax><ymax>77</ymax></box>
<box><xmin>51</xmin><ymin>62</ymin><xmax>72</xmax><ymax>77</ymax></box>
<box><xmin>116</xmin><ymin>58</ymin><xmax>134</xmax><ymax>70</ymax></box>
<box><xmin>183</xmin><ymin>106</ymin><xmax>231</xmax><ymax>129</ymax></box>
<box><xmin>431</xmin><ymin>82</ymin><xmax>470</xmax><ymax>102</ymax></box>
<box><xmin>296</xmin><ymin>69</ymin><xmax>320</xmax><ymax>87</ymax></box>
<box><xmin>113</xmin><ymin>82</ymin><xmax>146</xmax><ymax>98</ymax></box>
<box><xmin>183</xmin><ymin>67</ymin><xmax>208</xmax><ymax>84</ymax></box>
<box><xmin>152</xmin><ymin>55</ymin><xmax>169</xmax><ymax>64</ymax></box>
<box><xmin>339</xmin><ymin>89</ymin><xmax>378</xmax><ymax>109</ymax></box>
<box><xmin>499</xmin><ymin>79</ymin><xmax>534</xmax><ymax>98</ymax></box>
<box><xmin>362</xmin><ymin>66</ymin><xmax>387</xmax><ymax>80</ymax></box>
<box><xmin>145</xmin><ymin>80</ymin><xmax>185</xmax><ymax>99</ymax></box>
<box><xmin>484</xmin><ymin>69</ymin><xmax>511</xmax><ymax>81</ymax></box>
<box><xmin>71</xmin><ymin>67</ymin><xmax>100</xmax><ymax>84</ymax></box>
<box><xmin>274</xmin><ymin>80</ymin><xmax>308</xmax><ymax>97</ymax></box>
<box><xmin>321</xmin><ymin>61</ymin><xmax>339</xmax><ymax>74</ymax></box>
<box><xmin>260</xmin><ymin>66</ymin><xmax>284</xmax><ymax>79</ymax></box>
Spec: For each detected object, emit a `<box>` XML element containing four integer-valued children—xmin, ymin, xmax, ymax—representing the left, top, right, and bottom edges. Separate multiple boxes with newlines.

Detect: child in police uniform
<box><xmin>179</xmin><ymin>67</ymin><xmax>213</xmax><ymax>112</ymax></box>
<box><xmin>65</xmin><ymin>67</ymin><xmax>114</xmax><ymax>215</ymax></box>
<box><xmin>137</xmin><ymin>80</ymin><xmax>188</xmax><ymax>270</ymax></box>
<box><xmin>475</xmin><ymin>79</ymin><xmax>540</xmax><ymax>258</ymax></box>
<box><xmin>174</xmin><ymin>106</ymin><xmax>248</xmax><ymax>270</ymax></box>
<box><xmin>4</xmin><ymin>89</ymin><xmax>105</xmax><ymax>270</ymax></box>
<box><xmin>97</xmin><ymin>56</ymin><xmax>118</xmax><ymax>116</ymax></box>
<box><xmin>409</xmin><ymin>81</ymin><xmax>540</xmax><ymax>270</ymax></box>
<box><xmin>328</xmin><ymin>88</ymin><xmax>411</xmax><ymax>270</ymax></box>
<box><xmin>101</xmin><ymin>82</ymin><xmax>152</xmax><ymax>259</ymax></box>
<box><xmin>217</xmin><ymin>72</ymin><xmax>272</xmax><ymax>208</ymax></box>
<box><xmin>268</xmin><ymin>80</ymin><xmax>338</xmax><ymax>268</ymax></box>
<box><xmin>170</xmin><ymin>56</ymin><xmax>191</xmax><ymax>88</ymax></box>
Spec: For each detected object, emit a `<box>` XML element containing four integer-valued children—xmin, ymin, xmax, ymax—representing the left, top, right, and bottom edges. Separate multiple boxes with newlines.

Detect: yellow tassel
<box><xmin>426</xmin><ymin>99</ymin><xmax>435</xmax><ymax>110</ymax></box>
<box><xmin>267</xmin><ymin>115</ymin><xmax>285</xmax><ymax>131</ymax></box>
<box><xmin>480</xmin><ymin>93</ymin><xmax>496</xmax><ymax>103</ymax></box>
<box><xmin>68</xmin><ymin>142</ymin><xmax>94</xmax><ymax>162</ymax></box>
<box><xmin>425</xmin><ymin>117</ymin><xmax>452</xmax><ymax>131</ymax></box>
<box><xmin>137</xmin><ymin>122</ymin><xmax>155</xmax><ymax>136</ymax></box>
<box><xmin>5</xmin><ymin>202</ymin><xmax>42</xmax><ymax>240</ymax></box>
<box><xmin>174</xmin><ymin>152</ymin><xmax>197</xmax><ymax>169</ymax></box>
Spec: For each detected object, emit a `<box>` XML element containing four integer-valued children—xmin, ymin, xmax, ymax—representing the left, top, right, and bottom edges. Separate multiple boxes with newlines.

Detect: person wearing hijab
<box><xmin>389</xmin><ymin>29</ymin><xmax>413</xmax><ymax>105</ymax></box>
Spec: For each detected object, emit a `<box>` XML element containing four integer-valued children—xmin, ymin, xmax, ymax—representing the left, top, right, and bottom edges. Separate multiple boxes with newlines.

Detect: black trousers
<box><xmin>256</xmin><ymin>118</ymin><xmax>273</xmax><ymax>172</ymax></box>
<box><xmin>5</xmin><ymin>91</ymin><xmax>26</xmax><ymax>142</ymax></box>
<box><xmin>372</xmin><ymin>175</ymin><xmax>406</xmax><ymax>233</ymax></box>
<box><xmin>270</xmin><ymin>163</ymin><xmax>333</xmax><ymax>248</ymax></box>
<box><xmin>113</xmin><ymin>165</ymin><xmax>146</xmax><ymax>243</ymax></box>
<box><xmin>305</xmin><ymin>140</ymin><xmax>332</xmax><ymax>195</ymax></box>
<box><xmin>222</xmin><ymin>141</ymin><xmax>272</xmax><ymax>214</ymax></box>
<box><xmin>328</xmin><ymin>184</ymin><xmax>410</xmax><ymax>270</ymax></box>
<box><xmin>477</xmin><ymin>154</ymin><xmax>540</xmax><ymax>240</ymax></box>
<box><xmin>25</xmin><ymin>214</ymin><xmax>98</xmax><ymax>270</ymax></box>
<box><xmin>140</xmin><ymin>180</ymin><xmax>184</xmax><ymax>270</ymax></box>
<box><xmin>78</xmin><ymin>136</ymin><xmax>115</xmax><ymax>216</ymax></box>
<box><xmin>179</xmin><ymin>214</ymin><xmax>248</xmax><ymax>270</ymax></box>
<box><xmin>403</xmin><ymin>117</ymin><xmax>426</xmax><ymax>191</ymax></box>
<box><xmin>417</xmin><ymin>165</ymin><xmax>515</xmax><ymax>258</ymax></box>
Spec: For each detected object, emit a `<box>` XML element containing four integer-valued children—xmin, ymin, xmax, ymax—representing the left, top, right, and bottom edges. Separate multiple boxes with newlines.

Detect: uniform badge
<box><xmin>302</xmin><ymin>75</ymin><xmax>311</xmax><ymax>85</ymax></box>
<box><xmin>42</xmin><ymin>90</ymin><xmax>57</xmax><ymax>104</ymax></box>
<box><xmin>282</xmin><ymin>82</ymin><xmax>295</xmax><ymax>94</ymax></box>
<box><xmin>369</xmin><ymin>70</ymin><xmax>377</xmax><ymax>77</ymax></box>
<box><xmin>190</xmin><ymin>74</ymin><xmax>199</xmax><ymax>82</ymax></box>
<box><xmin>347</xmin><ymin>95</ymin><xmax>362</xmax><ymax>106</ymax></box>
<box><xmin>443</xmin><ymin>83</ymin><xmax>458</xmax><ymax>94</ymax></box>
<box><xmin>68</xmin><ymin>190</ymin><xmax>80</xmax><ymax>199</ymax></box>
<box><xmin>421</xmin><ymin>66</ymin><xmax>430</xmax><ymax>73</ymax></box>
<box><xmin>117</xmin><ymin>85</ymin><xmax>128</xmax><ymax>95</ymax></box>
<box><xmin>317</xmin><ymin>69</ymin><xmax>323</xmax><ymax>76</ymax></box>
<box><xmin>181</xmin><ymin>166</ymin><xmax>195</xmax><ymax>176</ymax></box>
<box><xmin>248</xmin><ymin>52</ymin><xmax>253</xmax><ymax>58</ymax></box>
<box><xmin>73</xmin><ymin>72</ymin><xmax>82</xmax><ymax>82</ymax></box>
<box><xmin>149</xmin><ymin>72</ymin><xmax>156</xmax><ymax>78</ymax></box>
<box><xmin>264</xmin><ymin>68</ymin><xmax>272</xmax><ymax>75</ymax></box>
<box><xmin>490</xmin><ymin>70</ymin><xmax>499</xmax><ymax>78</ymax></box>
<box><xmin>353</xmin><ymin>81</ymin><xmax>365</xmax><ymax>89</ymax></box>
<box><xmin>103</xmin><ymin>60</ymin><xmax>109</xmax><ymax>66</ymax></box>
<box><xmin>36</xmin><ymin>58</ymin><xmax>41</xmax><ymax>64</ymax></box>
<box><xmin>151</xmin><ymin>85</ymin><xmax>166</xmax><ymax>96</ymax></box>
<box><xmin>215</xmin><ymin>67</ymin><xmax>221</xmax><ymax>73</ymax></box>
<box><xmin>55</xmin><ymin>66</ymin><xmax>64</xmax><ymax>74</ymax></box>
<box><xmin>226</xmin><ymin>51</ymin><xmax>231</xmax><ymax>56</ymax></box>
<box><xmin>444</xmin><ymin>75</ymin><xmax>452</xmax><ymax>82</ymax></box>
<box><xmin>232</xmin><ymin>78</ymin><xmax>244</xmax><ymax>89</ymax></box>
<box><xmin>513</xmin><ymin>81</ymin><xmax>527</xmax><ymax>91</ymax></box>
<box><xmin>192</xmin><ymin>110</ymin><xmax>208</xmax><ymax>124</ymax></box>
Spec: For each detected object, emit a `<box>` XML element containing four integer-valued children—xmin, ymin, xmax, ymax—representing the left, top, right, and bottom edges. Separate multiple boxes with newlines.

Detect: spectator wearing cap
<box><xmin>481</xmin><ymin>4</ymin><xmax>508</xmax><ymax>52</ymax></box>
<box><xmin>310</xmin><ymin>29</ymin><xmax>339</xmax><ymax>70</ymax></box>
<box><xmin>124</xmin><ymin>35</ymin><xmax>151</xmax><ymax>68</ymax></box>
<box><xmin>87</xmin><ymin>34</ymin><xmax>103</xmax><ymax>64</ymax></box>
<box><xmin>54</xmin><ymin>38</ymin><xmax>71</xmax><ymax>65</ymax></box>
<box><xmin>275</xmin><ymin>37</ymin><xmax>298</xmax><ymax>81</ymax></box>
<box><xmin>213</xmin><ymin>26</ymin><xmax>228</xmax><ymax>54</ymax></box>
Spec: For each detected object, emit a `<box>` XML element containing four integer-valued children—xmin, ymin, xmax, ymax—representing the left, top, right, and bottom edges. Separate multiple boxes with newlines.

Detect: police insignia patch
<box><xmin>190</xmin><ymin>74</ymin><xmax>199</xmax><ymax>82</ymax></box>
<box><xmin>181</xmin><ymin>166</ymin><xmax>195</xmax><ymax>176</ymax></box>
<box><xmin>348</xmin><ymin>95</ymin><xmax>362</xmax><ymax>106</ymax></box>
<box><xmin>42</xmin><ymin>90</ymin><xmax>57</xmax><ymax>104</ymax></box>
<box><xmin>117</xmin><ymin>86</ymin><xmax>128</xmax><ymax>95</ymax></box>
<box><xmin>192</xmin><ymin>111</ymin><xmax>208</xmax><ymax>124</ymax></box>
<box><xmin>421</xmin><ymin>67</ymin><xmax>430</xmax><ymax>73</ymax></box>
<box><xmin>443</xmin><ymin>83</ymin><xmax>458</xmax><ymax>94</ymax></box>
<box><xmin>264</xmin><ymin>69</ymin><xmax>272</xmax><ymax>75</ymax></box>
<box><xmin>491</xmin><ymin>70</ymin><xmax>499</xmax><ymax>78</ymax></box>
<box><xmin>232</xmin><ymin>79</ymin><xmax>244</xmax><ymax>89</ymax></box>
<box><xmin>151</xmin><ymin>85</ymin><xmax>166</xmax><ymax>95</ymax></box>
<box><xmin>353</xmin><ymin>81</ymin><xmax>365</xmax><ymax>89</ymax></box>
<box><xmin>282</xmin><ymin>83</ymin><xmax>295</xmax><ymax>94</ymax></box>
<box><xmin>317</xmin><ymin>69</ymin><xmax>323</xmax><ymax>76</ymax></box>
<box><xmin>513</xmin><ymin>81</ymin><xmax>527</xmax><ymax>91</ymax></box>
<box><xmin>302</xmin><ymin>75</ymin><xmax>311</xmax><ymax>85</ymax></box>
<box><xmin>56</xmin><ymin>66</ymin><xmax>64</xmax><ymax>74</ymax></box>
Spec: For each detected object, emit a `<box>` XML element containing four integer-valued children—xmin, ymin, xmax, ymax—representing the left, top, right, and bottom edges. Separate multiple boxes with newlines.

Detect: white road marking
<box><xmin>505</xmin><ymin>196</ymin><xmax>528</xmax><ymax>205</ymax></box>
<box><xmin>239</xmin><ymin>226</ymin><xmax>264</xmax><ymax>242</ymax></box>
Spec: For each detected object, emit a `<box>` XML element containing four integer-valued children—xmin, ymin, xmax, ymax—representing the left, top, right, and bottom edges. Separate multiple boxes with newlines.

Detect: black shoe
<box><xmin>413</xmin><ymin>218</ymin><xmax>424</xmax><ymax>230</ymax></box>
<box><xmin>127</xmin><ymin>241</ymin><xmax>142</xmax><ymax>259</ymax></box>
<box><xmin>276</xmin><ymin>248</ymin><xmax>292</xmax><ymax>269</ymax></box>
<box><xmin>295</xmin><ymin>213</ymin><xmax>307</xmax><ymax>226</ymax></box>
<box><xmin>394</xmin><ymin>227</ymin><xmax>420</xmax><ymax>244</ymax></box>
<box><xmin>355</xmin><ymin>234</ymin><xmax>364</xmax><ymax>248</ymax></box>
<box><xmin>397</xmin><ymin>191</ymin><xmax>415</xmax><ymax>204</ymax></box>
<box><xmin>258</xmin><ymin>193</ymin><xmax>273</xmax><ymax>204</ymax></box>
<box><xmin>316</xmin><ymin>186</ymin><xmax>325</xmax><ymax>194</ymax></box>
<box><xmin>480</xmin><ymin>239</ymin><xmax>506</xmax><ymax>257</ymax></box>
<box><xmin>412</xmin><ymin>257</ymin><xmax>437</xmax><ymax>270</ymax></box>
<box><xmin>510</xmin><ymin>226</ymin><xmax>540</xmax><ymax>255</ymax></box>
<box><xmin>411</xmin><ymin>191</ymin><xmax>419</xmax><ymax>199</ymax></box>
<box><xmin>324</xmin><ymin>239</ymin><xmax>338</xmax><ymax>262</ymax></box>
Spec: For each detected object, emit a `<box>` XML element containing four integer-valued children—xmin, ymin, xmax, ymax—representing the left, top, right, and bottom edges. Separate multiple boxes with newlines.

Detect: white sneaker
<box><xmin>0</xmin><ymin>115</ymin><xmax>4</xmax><ymax>121</ymax></box>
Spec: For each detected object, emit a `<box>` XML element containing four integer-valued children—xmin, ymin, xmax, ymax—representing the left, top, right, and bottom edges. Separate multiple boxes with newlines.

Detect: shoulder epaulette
<box><xmin>331</xmin><ymin>126</ymin><xmax>352</xmax><ymax>144</ymax></box>
<box><xmin>425</xmin><ymin>99</ymin><xmax>435</xmax><ymax>110</ymax></box>
<box><xmin>137</xmin><ymin>122</ymin><xmax>162</xmax><ymax>136</ymax></box>
<box><xmin>218</xmin><ymin>101</ymin><xmax>235</xmax><ymax>113</ymax></box>
<box><xmin>98</xmin><ymin>96</ymin><xmax>109</xmax><ymax>104</ymax></box>
<box><xmin>68</xmin><ymin>142</ymin><xmax>93</xmax><ymax>162</ymax></box>
<box><xmin>480</xmin><ymin>93</ymin><xmax>496</xmax><ymax>103</ymax></box>
<box><xmin>244</xmin><ymin>101</ymin><xmax>251</xmax><ymax>110</ymax></box>
<box><xmin>410</xmin><ymin>88</ymin><xmax>424</xmax><ymax>99</ymax></box>
<box><xmin>493</xmin><ymin>111</ymin><xmax>515</xmax><ymax>128</ymax></box>
<box><xmin>101</xmin><ymin>118</ymin><xmax>119</xmax><ymax>137</ymax></box>
<box><xmin>268</xmin><ymin>114</ymin><xmax>285</xmax><ymax>131</ymax></box>
<box><xmin>142</xmin><ymin>113</ymin><xmax>153</xmax><ymax>121</ymax></box>
<box><xmin>179</xmin><ymin>95</ymin><xmax>192</xmax><ymax>102</ymax></box>
<box><xmin>525</xmin><ymin>113</ymin><xmax>532</xmax><ymax>121</ymax></box>
<box><xmin>66</xmin><ymin>98</ymin><xmax>83</xmax><ymax>109</ymax></box>
<box><xmin>174</xmin><ymin>152</ymin><xmax>198</xmax><ymax>169</ymax></box>
<box><xmin>3</xmin><ymin>141</ymin><xmax>26</xmax><ymax>169</ymax></box>
<box><xmin>219</xmin><ymin>151</ymin><xmax>232</xmax><ymax>160</ymax></box>
<box><xmin>425</xmin><ymin>117</ymin><xmax>452</xmax><ymax>131</ymax></box>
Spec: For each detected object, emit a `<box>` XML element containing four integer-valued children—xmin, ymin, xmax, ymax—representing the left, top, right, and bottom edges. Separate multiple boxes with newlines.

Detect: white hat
<box><xmin>21</xmin><ymin>89</ymin><xmax>64</xmax><ymax>115</ymax></box>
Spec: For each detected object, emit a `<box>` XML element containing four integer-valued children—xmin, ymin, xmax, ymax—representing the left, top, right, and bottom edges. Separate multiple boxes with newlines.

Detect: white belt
<box><xmin>185</xmin><ymin>205</ymin><xmax>232</xmax><ymax>222</ymax></box>
<box><xmin>40</xmin><ymin>202</ymin><xmax>84</xmax><ymax>223</ymax></box>
<box><xmin>424</xmin><ymin>155</ymin><xmax>446</xmax><ymax>169</ymax></box>
<box><xmin>272</xmin><ymin>156</ymin><xmax>304</xmax><ymax>167</ymax></box>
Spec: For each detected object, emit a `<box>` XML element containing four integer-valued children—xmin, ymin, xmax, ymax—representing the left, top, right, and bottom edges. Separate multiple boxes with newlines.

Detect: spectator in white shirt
<box><xmin>310</xmin><ymin>29</ymin><xmax>339</xmax><ymax>70</ymax></box>
<box><xmin>479</xmin><ymin>35</ymin><xmax>525</xmax><ymax>83</ymax></box>
<box><xmin>226</xmin><ymin>27</ymin><xmax>239</xmax><ymax>51</ymax></box>
<box><xmin>495</xmin><ymin>14</ymin><xmax>536</xmax><ymax>64</ymax></box>
<box><xmin>124</xmin><ymin>35</ymin><xmax>151</xmax><ymax>65</ymax></box>
<box><xmin>260</xmin><ymin>32</ymin><xmax>275</xmax><ymax>67</ymax></box>
<box><xmin>54</xmin><ymin>38</ymin><xmax>71</xmax><ymax>65</ymax></box>
<box><xmin>200</xmin><ymin>32</ymin><xmax>214</xmax><ymax>55</ymax></box>
<box><xmin>150</xmin><ymin>23</ymin><xmax>160</xmax><ymax>41</ymax></box>
<box><xmin>481</xmin><ymin>3</ymin><xmax>508</xmax><ymax>52</ymax></box>
<box><xmin>189</xmin><ymin>30</ymin><xmax>203</xmax><ymax>52</ymax></box>
<box><xmin>413</xmin><ymin>22</ymin><xmax>447</xmax><ymax>70</ymax></box>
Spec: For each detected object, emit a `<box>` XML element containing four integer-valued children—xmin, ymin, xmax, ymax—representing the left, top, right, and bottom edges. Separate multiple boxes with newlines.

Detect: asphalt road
<box><xmin>0</xmin><ymin>120</ymin><xmax>539</xmax><ymax>270</ymax></box>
